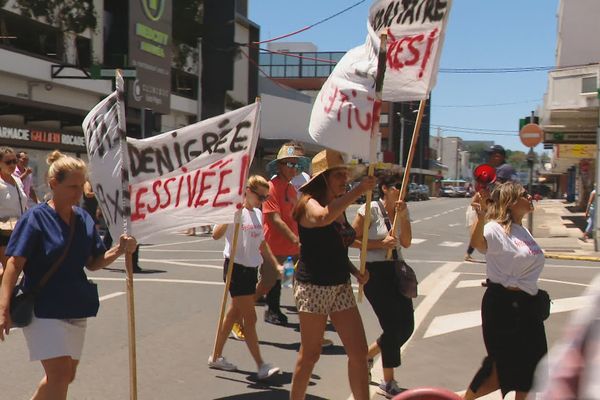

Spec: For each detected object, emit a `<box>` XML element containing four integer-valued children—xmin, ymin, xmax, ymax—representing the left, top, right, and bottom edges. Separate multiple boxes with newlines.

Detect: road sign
<box><xmin>519</xmin><ymin>123</ymin><xmax>543</xmax><ymax>147</ymax></box>
<box><xmin>89</xmin><ymin>65</ymin><xmax>137</xmax><ymax>79</ymax></box>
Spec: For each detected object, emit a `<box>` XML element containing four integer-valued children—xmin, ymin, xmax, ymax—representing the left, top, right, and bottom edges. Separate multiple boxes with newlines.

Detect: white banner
<box><xmin>308</xmin><ymin>0</ymin><xmax>452</xmax><ymax>159</ymax></box>
<box><xmin>128</xmin><ymin>103</ymin><xmax>260</xmax><ymax>241</ymax></box>
<box><xmin>368</xmin><ymin>0</ymin><xmax>452</xmax><ymax>101</ymax></box>
<box><xmin>82</xmin><ymin>87</ymin><xmax>128</xmax><ymax>242</ymax></box>
<box><xmin>84</xmin><ymin>101</ymin><xmax>260</xmax><ymax>242</ymax></box>
<box><xmin>308</xmin><ymin>45</ymin><xmax>378</xmax><ymax>160</ymax></box>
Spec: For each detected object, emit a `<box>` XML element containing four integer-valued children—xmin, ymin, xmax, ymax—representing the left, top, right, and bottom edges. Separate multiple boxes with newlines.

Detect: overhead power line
<box><xmin>433</xmin><ymin>99</ymin><xmax>542</xmax><ymax>108</ymax></box>
<box><xmin>253</xmin><ymin>0</ymin><xmax>367</xmax><ymax>45</ymax></box>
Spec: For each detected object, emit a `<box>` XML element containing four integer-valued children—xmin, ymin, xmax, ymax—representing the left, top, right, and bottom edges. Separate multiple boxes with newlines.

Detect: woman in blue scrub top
<box><xmin>0</xmin><ymin>151</ymin><xmax>136</xmax><ymax>400</ymax></box>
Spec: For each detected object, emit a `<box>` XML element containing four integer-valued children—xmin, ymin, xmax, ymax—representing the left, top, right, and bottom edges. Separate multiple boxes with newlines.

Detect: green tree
<box><xmin>506</xmin><ymin>150</ymin><xmax>528</xmax><ymax>170</ymax></box>
<box><xmin>463</xmin><ymin>143</ymin><xmax>488</xmax><ymax>165</ymax></box>
<box><xmin>15</xmin><ymin>0</ymin><xmax>96</xmax><ymax>64</ymax></box>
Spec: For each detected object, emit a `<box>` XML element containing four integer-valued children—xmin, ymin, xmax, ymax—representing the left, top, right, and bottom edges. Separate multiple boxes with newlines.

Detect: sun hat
<box><xmin>299</xmin><ymin>149</ymin><xmax>352</xmax><ymax>192</ymax></box>
<box><xmin>266</xmin><ymin>143</ymin><xmax>310</xmax><ymax>177</ymax></box>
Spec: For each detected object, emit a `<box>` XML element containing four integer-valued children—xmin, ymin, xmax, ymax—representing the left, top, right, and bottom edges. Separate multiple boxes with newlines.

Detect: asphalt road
<box><xmin>1</xmin><ymin>197</ymin><xmax>598</xmax><ymax>399</ymax></box>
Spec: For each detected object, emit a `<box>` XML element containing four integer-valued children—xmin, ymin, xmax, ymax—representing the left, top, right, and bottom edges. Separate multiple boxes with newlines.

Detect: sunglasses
<box><xmin>521</xmin><ymin>190</ymin><xmax>529</xmax><ymax>198</ymax></box>
<box><xmin>249</xmin><ymin>189</ymin><xmax>269</xmax><ymax>202</ymax></box>
<box><xmin>393</xmin><ymin>183</ymin><xmax>402</xmax><ymax>190</ymax></box>
<box><xmin>280</xmin><ymin>161</ymin><xmax>299</xmax><ymax>169</ymax></box>
<box><xmin>2</xmin><ymin>159</ymin><xmax>17</xmax><ymax>165</ymax></box>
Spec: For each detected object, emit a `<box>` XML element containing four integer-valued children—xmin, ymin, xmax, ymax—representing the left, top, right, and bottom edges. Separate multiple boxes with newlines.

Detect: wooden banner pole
<box><xmin>358</xmin><ymin>34</ymin><xmax>388</xmax><ymax>302</ymax></box>
<box><xmin>386</xmin><ymin>99</ymin><xmax>427</xmax><ymax>259</ymax></box>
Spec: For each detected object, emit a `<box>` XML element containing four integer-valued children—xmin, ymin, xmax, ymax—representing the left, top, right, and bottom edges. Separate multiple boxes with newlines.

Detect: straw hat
<box><xmin>266</xmin><ymin>143</ymin><xmax>309</xmax><ymax>176</ymax></box>
<box><xmin>299</xmin><ymin>149</ymin><xmax>352</xmax><ymax>192</ymax></box>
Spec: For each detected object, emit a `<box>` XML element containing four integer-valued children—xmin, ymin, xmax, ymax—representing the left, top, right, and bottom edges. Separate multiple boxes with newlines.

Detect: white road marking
<box><xmin>143</xmin><ymin>238</ymin><xmax>212</xmax><ymax>248</ymax></box>
<box><xmin>411</xmin><ymin>238</ymin><xmax>427</xmax><ymax>245</ymax></box>
<box><xmin>412</xmin><ymin>219</ymin><xmax>422</xmax><ymax>223</ymax></box>
<box><xmin>91</xmin><ymin>277</ymin><xmax>224</xmax><ymax>285</ymax></box>
<box><xmin>99</xmin><ymin>292</ymin><xmax>126</xmax><ymax>301</ymax></box>
<box><xmin>352</xmin><ymin>261</ymin><xmax>461</xmax><ymax>400</ymax></box>
<box><xmin>140</xmin><ymin>259</ymin><xmax>222</xmax><ymax>269</ymax></box>
<box><xmin>456</xmin><ymin>279</ymin><xmax>485</xmax><ymax>289</ymax></box>
<box><xmin>448</xmin><ymin>223</ymin><xmax>461</xmax><ymax>227</ymax></box>
<box><xmin>423</xmin><ymin>296</ymin><xmax>592</xmax><ymax>339</ymax></box>
<box><xmin>439</xmin><ymin>241</ymin><xmax>463</xmax><ymax>247</ymax></box>
<box><xmin>142</xmin><ymin>249</ymin><xmax>222</xmax><ymax>253</ymax></box>
<box><xmin>423</xmin><ymin>217</ymin><xmax>432</xmax><ymax>221</ymax></box>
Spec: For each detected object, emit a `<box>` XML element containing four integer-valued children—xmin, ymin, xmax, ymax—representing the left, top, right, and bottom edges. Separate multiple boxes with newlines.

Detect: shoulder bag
<box><xmin>0</xmin><ymin>180</ymin><xmax>25</xmax><ymax>236</ymax></box>
<box><xmin>9</xmin><ymin>210</ymin><xmax>76</xmax><ymax>327</ymax></box>
<box><xmin>377</xmin><ymin>200</ymin><xmax>418</xmax><ymax>298</ymax></box>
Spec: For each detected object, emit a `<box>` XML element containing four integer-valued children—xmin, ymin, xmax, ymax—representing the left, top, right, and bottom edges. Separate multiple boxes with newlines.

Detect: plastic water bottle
<box><xmin>282</xmin><ymin>256</ymin><xmax>294</xmax><ymax>288</ymax></box>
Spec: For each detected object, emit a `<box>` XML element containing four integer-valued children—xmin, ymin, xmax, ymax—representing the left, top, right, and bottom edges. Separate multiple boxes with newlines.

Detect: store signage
<box><xmin>555</xmin><ymin>144</ymin><xmax>597</xmax><ymax>159</ymax></box>
<box><xmin>544</xmin><ymin>131</ymin><xmax>596</xmax><ymax>144</ymax></box>
<box><xmin>128</xmin><ymin>0</ymin><xmax>172</xmax><ymax>114</ymax></box>
<box><xmin>0</xmin><ymin>125</ymin><xmax>85</xmax><ymax>148</ymax></box>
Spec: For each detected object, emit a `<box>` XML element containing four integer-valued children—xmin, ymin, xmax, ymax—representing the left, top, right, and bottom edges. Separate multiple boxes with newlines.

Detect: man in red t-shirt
<box><xmin>260</xmin><ymin>142</ymin><xmax>304</xmax><ymax>325</ymax></box>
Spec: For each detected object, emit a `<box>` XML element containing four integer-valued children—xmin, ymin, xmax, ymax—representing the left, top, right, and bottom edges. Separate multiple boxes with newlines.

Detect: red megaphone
<box><xmin>473</xmin><ymin>164</ymin><xmax>496</xmax><ymax>191</ymax></box>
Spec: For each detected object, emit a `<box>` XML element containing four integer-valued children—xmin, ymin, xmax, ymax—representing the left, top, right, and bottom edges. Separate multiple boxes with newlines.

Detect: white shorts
<box><xmin>22</xmin><ymin>316</ymin><xmax>87</xmax><ymax>361</ymax></box>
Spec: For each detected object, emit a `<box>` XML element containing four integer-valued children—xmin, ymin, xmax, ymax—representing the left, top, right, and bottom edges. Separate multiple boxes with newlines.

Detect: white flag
<box><xmin>82</xmin><ymin>83</ymin><xmax>128</xmax><ymax>242</ymax></box>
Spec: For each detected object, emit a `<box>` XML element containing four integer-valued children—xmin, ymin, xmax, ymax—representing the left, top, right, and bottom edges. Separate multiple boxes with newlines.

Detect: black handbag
<box><xmin>378</xmin><ymin>201</ymin><xmax>418</xmax><ymax>298</ymax></box>
<box><xmin>9</xmin><ymin>211</ymin><xmax>76</xmax><ymax>327</ymax></box>
<box><xmin>533</xmin><ymin>288</ymin><xmax>551</xmax><ymax>321</ymax></box>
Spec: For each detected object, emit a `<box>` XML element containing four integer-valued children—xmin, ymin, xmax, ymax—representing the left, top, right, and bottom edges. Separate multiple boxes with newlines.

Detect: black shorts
<box><xmin>0</xmin><ymin>232</ymin><xmax>12</xmax><ymax>246</ymax></box>
<box><xmin>223</xmin><ymin>259</ymin><xmax>258</xmax><ymax>297</ymax></box>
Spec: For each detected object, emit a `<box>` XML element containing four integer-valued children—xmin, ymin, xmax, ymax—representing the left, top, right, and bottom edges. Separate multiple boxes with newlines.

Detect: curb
<box><xmin>543</xmin><ymin>252</ymin><xmax>600</xmax><ymax>262</ymax></box>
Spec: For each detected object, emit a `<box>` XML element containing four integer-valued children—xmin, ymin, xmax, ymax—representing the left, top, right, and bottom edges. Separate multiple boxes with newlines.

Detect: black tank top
<box><xmin>295</xmin><ymin>215</ymin><xmax>356</xmax><ymax>286</ymax></box>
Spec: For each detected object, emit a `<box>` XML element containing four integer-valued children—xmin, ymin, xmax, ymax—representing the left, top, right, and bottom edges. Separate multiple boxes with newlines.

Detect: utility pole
<box><xmin>197</xmin><ymin>37</ymin><xmax>203</xmax><ymax>123</ymax></box>
<box><xmin>528</xmin><ymin>111</ymin><xmax>535</xmax><ymax>233</ymax></box>
<box><xmin>399</xmin><ymin>114</ymin><xmax>405</xmax><ymax>168</ymax></box>
<box><xmin>595</xmin><ymin>88</ymin><xmax>600</xmax><ymax>251</ymax></box>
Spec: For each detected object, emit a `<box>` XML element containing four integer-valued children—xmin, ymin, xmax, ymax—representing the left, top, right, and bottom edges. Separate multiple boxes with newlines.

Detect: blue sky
<box><xmin>249</xmin><ymin>0</ymin><xmax>559</xmax><ymax>152</ymax></box>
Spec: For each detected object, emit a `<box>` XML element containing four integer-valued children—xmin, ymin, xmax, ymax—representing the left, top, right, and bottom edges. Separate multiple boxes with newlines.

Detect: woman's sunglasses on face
<box><xmin>249</xmin><ymin>188</ymin><xmax>269</xmax><ymax>202</ymax></box>
<box><xmin>2</xmin><ymin>159</ymin><xmax>17</xmax><ymax>165</ymax></box>
<box><xmin>280</xmin><ymin>161</ymin><xmax>299</xmax><ymax>169</ymax></box>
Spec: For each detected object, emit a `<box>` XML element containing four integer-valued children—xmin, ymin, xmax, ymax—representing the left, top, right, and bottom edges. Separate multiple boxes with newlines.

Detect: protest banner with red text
<box><xmin>127</xmin><ymin>103</ymin><xmax>260</xmax><ymax>241</ymax></box>
<box><xmin>84</xmin><ymin>102</ymin><xmax>260</xmax><ymax>242</ymax></box>
<box><xmin>368</xmin><ymin>0</ymin><xmax>452</xmax><ymax>101</ymax></box>
<box><xmin>308</xmin><ymin>0</ymin><xmax>452</xmax><ymax>159</ymax></box>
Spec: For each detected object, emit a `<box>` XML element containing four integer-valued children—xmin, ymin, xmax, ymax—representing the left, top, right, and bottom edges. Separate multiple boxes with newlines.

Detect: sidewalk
<box><xmin>530</xmin><ymin>199</ymin><xmax>600</xmax><ymax>260</ymax></box>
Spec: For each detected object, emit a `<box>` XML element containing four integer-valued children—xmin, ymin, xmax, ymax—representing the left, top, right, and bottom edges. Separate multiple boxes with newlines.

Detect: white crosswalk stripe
<box><xmin>411</xmin><ymin>238</ymin><xmax>427</xmax><ymax>244</ymax></box>
<box><xmin>439</xmin><ymin>241</ymin><xmax>464</xmax><ymax>247</ymax></box>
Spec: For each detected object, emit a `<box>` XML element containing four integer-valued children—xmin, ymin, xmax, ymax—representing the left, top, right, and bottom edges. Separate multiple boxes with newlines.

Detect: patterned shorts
<box><xmin>293</xmin><ymin>280</ymin><xmax>356</xmax><ymax>315</ymax></box>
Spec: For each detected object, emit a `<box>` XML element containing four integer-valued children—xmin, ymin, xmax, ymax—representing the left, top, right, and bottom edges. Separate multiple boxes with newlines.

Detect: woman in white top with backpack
<box><xmin>463</xmin><ymin>181</ymin><xmax>548</xmax><ymax>400</ymax></box>
<box><xmin>209</xmin><ymin>175</ymin><xmax>281</xmax><ymax>380</ymax></box>
<box><xmin>0</xmin><ymin>147</ymin><xmax>27</xmax><ymax>282</ymax></box>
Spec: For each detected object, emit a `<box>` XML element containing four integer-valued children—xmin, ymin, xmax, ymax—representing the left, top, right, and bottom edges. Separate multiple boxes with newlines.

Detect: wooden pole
<box><xmin>115</xmin><ymin>70</ymin><xmax>137</xmax><ymax>400</ymax></box>
<box><xmin>386</xmin><ymin>99</ymin><xmax>427</xmax><ymax>260</ymax></box>
<box><xmin>124</xmin><ymin>252</ymin><xmax>137</xmax><ymax>400</ymax></box>
<box><xmin>358</xmin><ymin>34</ymin><xmax>388</xmax><ymax>302</ymax></box>
<box><xmin>212</xmin><ymin>214</ymin><xmax>242</xmax><ymax>360</ymax></box>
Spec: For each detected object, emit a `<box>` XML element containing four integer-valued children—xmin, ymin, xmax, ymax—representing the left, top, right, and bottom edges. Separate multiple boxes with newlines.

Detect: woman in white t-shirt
<box><xmin>351</xmin><ymin>171</ymin><xmax>413</xmax><ymax>398</ymax></box>
<box><xmin>0</xmin><ymin>147</ymin><xmax>27</xmax><ymax>281</ymax></box>
<box><xmin>209</xmin><ymin>175</ymin><xmax>281</xmax><ymax>380</ymax></box>
<box><xmin>463</xmin><ymin>182</ymin><xmax>547</xmax><ymax>400</ymax></box>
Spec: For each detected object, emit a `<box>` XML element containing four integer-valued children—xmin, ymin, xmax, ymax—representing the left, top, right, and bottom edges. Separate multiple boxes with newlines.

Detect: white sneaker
<box><xmin>257</xmin><ymin>362</ymin><xmax>280</xmax><ymax>380</ymax></box>
<box><xmin>208</xmin><ymin>356</ymin><xmax>237</xmax><ymax>371</ymax></box>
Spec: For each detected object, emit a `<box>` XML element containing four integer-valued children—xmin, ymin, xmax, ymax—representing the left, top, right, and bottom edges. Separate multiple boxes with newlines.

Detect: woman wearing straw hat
<box><xmin>290</xmin><ymin>149</ymin><xmax>376</xmax><ymax>400</ymax></box>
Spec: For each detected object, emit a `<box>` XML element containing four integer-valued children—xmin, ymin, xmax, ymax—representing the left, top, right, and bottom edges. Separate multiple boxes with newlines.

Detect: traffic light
<box><xmin>519</xmin><ymin>116</ymin><xmax>540</xmax><ymax>130</ymax></box>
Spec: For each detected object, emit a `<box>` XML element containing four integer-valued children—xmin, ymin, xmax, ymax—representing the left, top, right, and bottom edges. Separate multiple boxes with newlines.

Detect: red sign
<box><xmin>519</xmin><ymin>123</ymin><xmax>543</xmax><ymax>147</ymax></box>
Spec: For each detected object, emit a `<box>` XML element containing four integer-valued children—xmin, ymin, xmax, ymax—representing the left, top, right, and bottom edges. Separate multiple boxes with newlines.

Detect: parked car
<box><xmin>417</xmin><ymin>184</ymin><xmax>430</xmax><ymax>200</ymax></box>
<box><xmin>439</xmin><ymin>186</ymin><xmax>455</xmax><ymax>197</ymax></box>
<box><xmin>406</xmin><ymin>183</ymin><xmax>420</xmax><ymax>201</ymax></box>
<box><xmin>453</xmin><ymin>186</ymin><xmax>468</xmax><ymax>197</ymax></box>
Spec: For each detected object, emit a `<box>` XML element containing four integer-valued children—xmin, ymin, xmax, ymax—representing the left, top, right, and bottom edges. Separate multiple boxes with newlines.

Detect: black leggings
<box><xmin>364</xmin><ymin>261</ymin><xmax>414</xmax><ymax>368</ymax></box>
